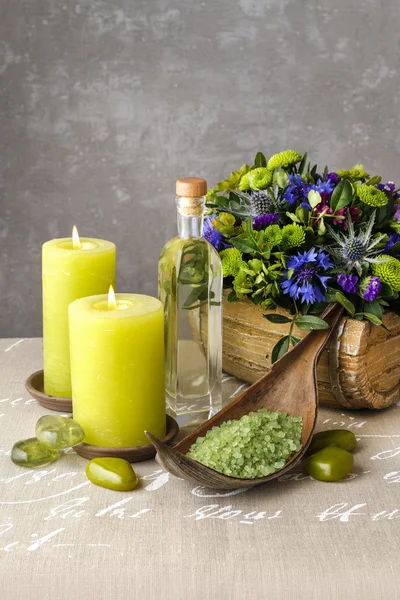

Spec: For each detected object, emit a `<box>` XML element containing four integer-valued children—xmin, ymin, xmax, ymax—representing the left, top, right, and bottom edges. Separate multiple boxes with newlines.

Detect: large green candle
<box><xmin>69</xmin><ymin>291</ymin><xmax>166</xmax><ymax>447</ymax></box>
<box><xmin>42</xmin><ymin>229</ymin><xmax>115</xmax><ymax>397</ymax></box>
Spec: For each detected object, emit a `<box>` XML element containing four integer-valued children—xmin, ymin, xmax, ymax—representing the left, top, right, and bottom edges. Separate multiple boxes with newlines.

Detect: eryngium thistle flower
<box><xmin>219</xmin><ymin>248</ymin><xmax>246</xmax><ymax>278</ymax></box>
<box><xmin>239</xmin><ymin>167</ymin><xmax>273</xmax><ymax>191</ymax></box>
<box><xmin>233</xmin><ymin>190</ymin><xmax>278</xmax><ymax>219</ymax></box>
<box><xmin>249</xmin><ymin>191</ymin><xmax>274</xmax><ymax>216</ymax></box>
<box><xmin>357</xmin><ymin>185</ymin><xmax>388</xmax><ymax>207</ymax></box>
<box><xmin>338</xmin><ymin>165</ymin><xmax>369</xmax><ymax>181</ymax></box>
<box><xmin>327</xmin><ymin>211</ymin><xmax>387</xmax><ymax>276</ymax></box>
<box><xmin>281</xmin><ymin>224</ymin><xmax>306</xmax><ymax>249</ymax></box>
<box><xmin>372</xmin><ymin>255</ymin><xmax>400</xmax><ymax>292</ymax></box>
<box><xmin>267</xmin><ymin>150</ymin><xmax>302</xmax><ymax>171</ymax></box>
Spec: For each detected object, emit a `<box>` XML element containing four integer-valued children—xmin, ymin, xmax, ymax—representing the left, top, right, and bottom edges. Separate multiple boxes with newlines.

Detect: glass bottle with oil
<box><xmin>158</xmin><ymin>177</ymin><xmax>222</xmax><ymax>426</ymax></box>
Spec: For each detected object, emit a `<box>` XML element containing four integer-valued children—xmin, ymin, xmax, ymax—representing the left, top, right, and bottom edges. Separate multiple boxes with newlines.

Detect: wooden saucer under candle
<box><xmin>25</xmin><ymin>370</ymin><xmax>73</xmax><ymax>412</ymax></box>
<box><xmin>73</xmin><ymin>415</ymin><xmax>179</xmax><ymax>463</ymax></box>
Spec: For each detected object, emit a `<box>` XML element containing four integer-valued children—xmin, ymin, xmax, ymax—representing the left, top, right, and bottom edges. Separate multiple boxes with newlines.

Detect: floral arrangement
<box><xmin>204</xmin><ymin>150</ymin><xmax>400</xmax><ymax>361</ymax></box>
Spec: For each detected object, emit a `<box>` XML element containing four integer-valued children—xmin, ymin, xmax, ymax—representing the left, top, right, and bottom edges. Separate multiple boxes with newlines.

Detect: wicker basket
<box><xmin>221</xmin><ymin>296</ymin><xmax>400</xmax><ymax>410</ymax></box>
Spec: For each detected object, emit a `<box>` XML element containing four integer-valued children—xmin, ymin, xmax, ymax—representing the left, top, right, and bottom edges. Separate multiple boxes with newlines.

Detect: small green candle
<box><xmin>42</xmin><ymin>227</ymin><xmax>115</xmax><ymax>397</ymax></box>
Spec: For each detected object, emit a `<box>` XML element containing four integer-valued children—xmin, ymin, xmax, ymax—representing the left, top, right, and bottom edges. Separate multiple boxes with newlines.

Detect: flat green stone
<box><xmin>35</xmin><ymin>415</ymin><xmax>85</xmax><ymax>449</ymax></box>
<box><xmin>86</xmin><ymin>458</ymin><xmax>139</xmax><ymax>491</ymax></box>
<box><xmin>11</xmin><ymin>438</ymin><xmax>60</xmax><ymax>468</ymax></box>
<box><xmin>305</xmin><ymin>446</ymin><xmax>354</xmax><ymax>482</ymax></box>
<box><xmin>308</xmin><ymin>429</ymin><xmax>357</xmax><ymax>455</ymax></box>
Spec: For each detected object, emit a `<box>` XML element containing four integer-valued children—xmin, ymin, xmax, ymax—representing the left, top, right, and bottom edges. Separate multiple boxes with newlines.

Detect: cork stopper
<box><xmin>176</xmin><ymin>177</ymin><xmax>207</xmax><ymax>217</ymax></box>
<box><xmin>176</xmin><ymin>177</ymin><xmax>207</xmax><ymax>198</ymax></box>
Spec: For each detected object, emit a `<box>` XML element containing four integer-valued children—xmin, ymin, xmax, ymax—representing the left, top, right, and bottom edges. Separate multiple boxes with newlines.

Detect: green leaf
<box><xmin>298</xmin><ymin>152</ymin><xmax>308</xmax><ymax>175</ymax></box>
<box><xmin>287</xmin><ymin>267</ymin><xmax>295</xmax><ymax>280</ymax></box>
<box><xmin>228</xmin><ymin>200</ymin><xmax>243</xmax><ymax>212</ymax></box>
<box><xmin>254</xmin><ymin>152</ymin><xmax>267</xmax><ymax>168</ymax></box>
<box><xmin>286</xmin><ymin>211</ymin><xmax>301</xmax><ymax>223</ymax></box>
<box><xmin>380</xmin><ymin>282</ymin><xmax>394</xmax><ymax>298</ymax></box>
<box><xmin>290</xmin><ymin>336</ymin><xmax>301</xmax><ymax>346</ymax></box>
<box><xmin>366</xmin><ymin>176</ymin><xmax>382</xmax><ymax>186</ymax></box>
<box><xmin>335</xmin><ymin>291</ymin><xmax>355</xmax><ymax>316</ymax></box>
<box><xmin>230</xmin><ymin>236</ymin><xmax>258</xmax><ymax>255</ymax></box>
<box><xmin>294</xmin><ymin>315</ymin><xmax>329</xmax><ymax>330</ymax></box>
<box><xmin>325</xmin><ymin>287</ymin><xmax>339</xmax><ymax>303</ymax></box>
<box><xmin>378</xmin><ymin>299</ymin><xmax>389</xmax><ymax>307</ymax></box>
<box><xmin>363</xmin><ymin>312</ymin><xmax>383</xmax><ymax>326</ymax></box>
<box><xmin>263</xmin><ymin>313</ymin><xmax>292</xmax><ymax>324</ymax></box>
<box><xmin>388</xmin><ymin>242</ymin><xmax>400</xmax><ymax>257</ymax></box>
<box><xmin>271</xmin><ymin>336</ymin><xmax>290</xmax><ymax>363</ymax></box>
<box><xmin>308</xmin><ymin>190</ymin><xmax>322</xmax><ymax>209</ymax></box>
<box><xmin>331</xmin><ymin>179</ymin><xmax>353</xmax><ymax>212</ymax></box>
<box><xmin>227</xmin><ymin>290</ymin><xmax>237</xmax><ymax>302</ymax></box>
<box><xmin>183</xmin><ymin>284</ymin><xmax>210</xmax><ymax>309</ymax></box>
<box><xmin>273</xmin><ymin>170</ymin><xmax>290</xmax><ymax>189</ymax></box>
<box><xmin>317</xmin><ymin>217</ymin><xmax>326</xmax><ymax>236</ymax></box>
<box><xmin>363</xmin><ymin>300</ymin><xmax>383</xmax><ymax>320</ymax></box>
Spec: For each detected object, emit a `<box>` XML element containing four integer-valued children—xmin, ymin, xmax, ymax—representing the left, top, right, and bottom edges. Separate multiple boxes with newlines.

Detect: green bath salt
<box><xmin>187</xmin><ymin>409</ymin><xmax>303</xmax><ymax>479</ymax></box>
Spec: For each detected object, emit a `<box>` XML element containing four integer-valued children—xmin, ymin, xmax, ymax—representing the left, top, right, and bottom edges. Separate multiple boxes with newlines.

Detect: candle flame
<box><xmin>108</xmin><ymin>285</ymin><xmax>117</xmax><ymax>310</ymax></box>
<box><xmin>72</xmin><ymin>225</ymin><xmax>81</xmax><ymax>250</ymax></box>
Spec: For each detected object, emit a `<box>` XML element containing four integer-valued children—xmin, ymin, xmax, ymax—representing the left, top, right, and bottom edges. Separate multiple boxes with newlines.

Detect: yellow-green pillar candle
<box><xmin>69</xmin><ymin>290</ymin><xmax>166</xmax><ymax>447</ymax></box>
<box><xmin>42</xmin><ymin>228</ymin><xmax>116</xmax><ymax>397</ymax></box>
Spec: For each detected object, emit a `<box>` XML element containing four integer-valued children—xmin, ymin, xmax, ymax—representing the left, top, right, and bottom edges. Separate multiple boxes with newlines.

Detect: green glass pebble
<box><xmin>308</xmin><ymin>429</ymin><xmax>357</xmax><ymax>455</ymax></box>
<box><xmin>11</xmin><ymin>438</ymin><xmax>60</xmax><ymax>468</ymax></box>
<box><xmin>305</xmin><ymin>446</ymin><xmax>354</xmax><ymax>482</ymax></box>
<box><xmin>35</xmin><ymin>415</ymin><xmax>85</xmax><ymax>449</ymax></box>
<box><xmin>86</xmin><ymin>458</ymin><xmax>139</xmax><ymax>491</ymax></box>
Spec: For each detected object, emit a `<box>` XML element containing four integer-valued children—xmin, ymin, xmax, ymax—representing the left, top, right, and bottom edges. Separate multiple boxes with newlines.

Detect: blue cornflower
<box><xmin>283</xmin><ymin>175</ymin><xmax>334</xmax><ymax>207</ymax></box>
<box><xmin>283</xmin><ymin>175</ymin><xmax>304</xmax><ymax>206</ymax></box>
<box><xmin>384</xmin><ymin>233</ymin><xmax>400</xmax><ymax>257</ymax></box>
<box><xmin>203</xmin><ymin>216</ymin><xmax>224</xmax><ymax>251</ymax></box>
<box><xmin>337</xmin><ymin>273</ymin><xmax>359</xmax><ymax>294</ymax></box>
<box><xmin>253</xmin><ymin>214</ymin><xmax>280</xmax><ymax>230</ymax></box>
<box><xmin>280</xmin><ymin>248</ymin><xmax>333</xmax><ymax>305</ymax></box>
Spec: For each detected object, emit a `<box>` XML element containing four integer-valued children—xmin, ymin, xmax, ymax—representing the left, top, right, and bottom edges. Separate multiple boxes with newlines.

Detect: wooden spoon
<box><xmin>146</xmin><ymin>303</ymin><xmax>343</xmax><ymax>489</ymax></box>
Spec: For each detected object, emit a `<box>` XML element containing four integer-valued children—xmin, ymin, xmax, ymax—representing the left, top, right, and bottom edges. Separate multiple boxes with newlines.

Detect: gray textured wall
<box><xmin>1</xmin><ymin>0</ymin><xmax>400</xmax><ymax>337</ymax></box>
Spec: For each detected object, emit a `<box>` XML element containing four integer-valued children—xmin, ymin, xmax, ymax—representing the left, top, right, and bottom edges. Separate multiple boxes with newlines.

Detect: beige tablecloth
<box><xmin>0</xmin><ymin>338</ymin><xmax>399</xmax><ymax>600</ymax></box>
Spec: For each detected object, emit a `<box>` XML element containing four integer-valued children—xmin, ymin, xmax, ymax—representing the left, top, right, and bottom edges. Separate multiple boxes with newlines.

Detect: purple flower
<box><xmin>377</xmin><ymin>182</ymin><xmax>400</xmax><ymax>201</ymax></box>
<box><xmin>394</xmin><ymin>205</ymin><xmax>400</xmax><ymax>222</ymax></box>
<box><xmin>384</xmin><ymin>233</ymin><xmax>400</xmax><ymax>257</ymax></box>
<box><xmin>333</xmin><ymin>206</ymin><xmax>360</xmax><ymax>230</ymax></box>
<box><xmin>326</xmin><ymin>173</ymin><xmax>339</xmax><ymax>185</ymax></box>
<box><xmin>280</xmin><ymin>248</ymin><xmax>333</xmax><ymax>305</ymax></box>
<box><xmin>337</xmin><ymin>273</ymin><xmax>359</xmax><ymax>294</ymax></box>
<box><xmin>253</xmin><ymin>214</ymin><xmax>280</xmax><ymax>230</ymax></box>
<box><xmin>361</xmin><ymin>276</ymin><xmax>382</xmax><ymax>302</ymax></box>
<box><xmin>203</xmin><ymin>216</ymin><xmax>224</xmax><ymax>251</ymax></box>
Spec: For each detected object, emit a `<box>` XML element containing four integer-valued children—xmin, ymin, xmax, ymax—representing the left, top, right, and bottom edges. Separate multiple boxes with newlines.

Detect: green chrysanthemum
<box><xmin>264</xmin><ymin>224</ymin><xmax>283</xmax><ymax>248</ymax></box>
<box><xmin>239</xmin><ymin>167</ymin><xmax>273</xmax><ymax>191</ymax></box>
<box><xmin>267</xmin><ymin>150</ymin><xmax>302</xmax><ymax>171</ymax></box>
<box><xmin>357</xmin><ymin>184</ymin><xmax>388</xmax><ymax>207</ymax></box>
<box><xmin>338</xmin><ymin>164</ymin><xmax>369</xmax><ymax>181</ymax></box>
<box><xmin>372</xmin><ymin>255</ymin><xmax>400</xmax><ymax>292</ymax></box>
<box><xmin>220</xmin><ymin>248</ymin><xmax>246</xmax><ymax>277</ymax></box>
<box><xmin>281</xmin><ymin>224</ymin><xmax>306</xmax><ymax>249</ymax></box>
